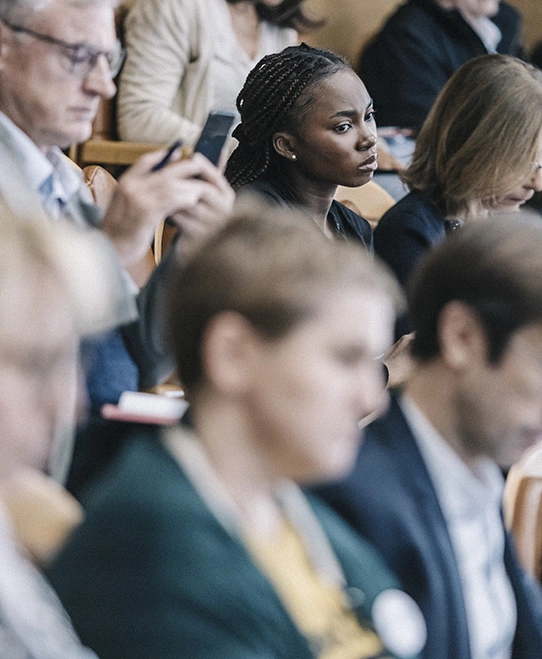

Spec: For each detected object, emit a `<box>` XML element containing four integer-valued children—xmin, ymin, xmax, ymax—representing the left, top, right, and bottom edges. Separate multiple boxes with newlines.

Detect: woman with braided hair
<box><xmin>225</xmin><ymin>44</ymin><xmax>377</xmax><ymax>249</ymax></box>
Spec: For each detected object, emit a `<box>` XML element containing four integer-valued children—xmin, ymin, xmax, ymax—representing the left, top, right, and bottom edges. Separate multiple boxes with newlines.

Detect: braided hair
<box><xmin>225</xmin><ymin>43</ymin><xmax>350</xmax><ymax>191</ymax></box>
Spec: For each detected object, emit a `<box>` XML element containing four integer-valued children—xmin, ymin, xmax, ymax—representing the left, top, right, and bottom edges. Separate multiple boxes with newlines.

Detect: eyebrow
<box><xmin>329</xmin><ymin>99</ymin><xmax>374</xmax><ymax>120</ymax></box>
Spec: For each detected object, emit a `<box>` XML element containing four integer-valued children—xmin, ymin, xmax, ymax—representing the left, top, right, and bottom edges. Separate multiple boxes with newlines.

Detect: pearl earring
<box><xmin>291</xmin><ymin>154</ymin><xmax>297</xmax><ymax>161</ymax></box>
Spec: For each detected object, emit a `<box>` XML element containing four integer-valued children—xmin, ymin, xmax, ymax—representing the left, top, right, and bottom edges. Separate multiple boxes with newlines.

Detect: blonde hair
<box><xmin>0</xmin><ymin>210</ymin><xmax>117</xmax><ymax>336</ymax></box>
<box><xmin>403</xmin><ymin>54</ymin><xmax>542</xmax><ymax>219</ymax></box>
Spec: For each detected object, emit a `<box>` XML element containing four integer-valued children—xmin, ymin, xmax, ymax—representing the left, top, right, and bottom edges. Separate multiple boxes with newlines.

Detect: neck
<box><xmin>404</xmin><ymin>361</ymin><xmax>479</xmax><ymax>467</ymax></box>
<box><xmin>190</xmin><ymin>394</ymin><xmax>283</xmax><ymax>536</ymax></box>
<box><xmin>227</xmin><ymin>1</ymin><xmax>261</xmax><ymax>59</ymax></box>
<box><xmin>283</xmin><ymin>165</ymin><xmax>337</xmax><ymax>235</ymax></box>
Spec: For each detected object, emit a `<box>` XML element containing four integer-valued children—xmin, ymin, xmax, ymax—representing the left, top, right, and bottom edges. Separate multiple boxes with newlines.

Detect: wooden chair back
<box><xmin>503</xmin><ymin>442</ymin><xmax>542</xmax><ymax>581</ymax></box>
<box><xmin>335</xmin><ymin>181</ymin><xmax>395</xmax><ymax>230</ymax></box>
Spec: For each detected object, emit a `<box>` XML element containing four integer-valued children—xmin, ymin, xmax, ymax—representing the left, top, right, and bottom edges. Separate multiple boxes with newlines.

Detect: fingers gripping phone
<box><xmin>152</xmin><ymin>111</ymin><xmax>235</xmax><ymax>172</ymax></box>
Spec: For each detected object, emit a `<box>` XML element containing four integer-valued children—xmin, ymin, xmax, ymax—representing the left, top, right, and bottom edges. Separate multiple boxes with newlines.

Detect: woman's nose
<box><xmin>357</xmin><ymin>125</ymin><xmax>377</xmax><ymax>150</ymax></box>
<box><xmin>526</xmin><ymin>165</ymin><xmax>542</xmax><ymax>193</ymax></box>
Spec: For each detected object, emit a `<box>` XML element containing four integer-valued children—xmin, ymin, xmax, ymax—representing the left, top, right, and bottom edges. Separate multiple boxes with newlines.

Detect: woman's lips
<box><xmin>359</xmin><ymin>154</ymin><xmax>378</xmax><ymax>171</ymax></box>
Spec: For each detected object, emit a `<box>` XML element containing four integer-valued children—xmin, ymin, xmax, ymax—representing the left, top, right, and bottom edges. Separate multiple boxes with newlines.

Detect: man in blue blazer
<box><xmin>318</xmin><ymin>215</ymin><xmax>542</xmax><ymax>659</ymax></box>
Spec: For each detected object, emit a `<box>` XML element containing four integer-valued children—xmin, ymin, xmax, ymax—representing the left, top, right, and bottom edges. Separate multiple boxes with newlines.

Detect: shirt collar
<box><xmin>0</xmin><ymin>112</ymin><xmax>82</xmax><ymax>213</ymax></box>
<box><xmin>461</xmin><ymin>14</ymin><xmax>502</xmax><ymax>52</ymax></box>
<box><xmin>399</xmin><ymin>393</ymin><xmax>504</xmax><ymax>518</ymax></box>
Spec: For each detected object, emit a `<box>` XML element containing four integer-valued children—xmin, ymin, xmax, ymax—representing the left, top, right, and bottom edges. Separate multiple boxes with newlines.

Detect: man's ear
<box><xmin>272</xmin><ymin>131</ymin><xmax>297</xmax><ymax>161</ymax></box>
<box><xmin>0</xmin><ymin>23</ymin><xmax>7</xmax><ymax>70</ymax></box>
<box><xmin>201</xmin><ymin>311</ymin><xmax>260</xmax><ymax>396</ymax></box>
<box><xmin>438</xmin><ymin>301</ymin><xmax>488</xmax><ymax>370</ymax></box>
<box><xmin>0</xmin><ymin>21</ymin><xmax>14</xmax><ymax>71</ymax></box>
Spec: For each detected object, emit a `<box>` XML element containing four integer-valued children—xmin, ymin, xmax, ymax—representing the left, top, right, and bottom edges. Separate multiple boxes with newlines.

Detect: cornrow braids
<box><xmin>225</xmin><ymin>43</ymin><xmax>349</xmax><ymax>191</ymax></box>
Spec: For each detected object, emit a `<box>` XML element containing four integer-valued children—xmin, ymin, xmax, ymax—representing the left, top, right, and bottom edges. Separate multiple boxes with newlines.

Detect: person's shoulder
<box><xmin>375</xmin><ymin>190</ymin><xmax>443</xmax><ymax>231</ymax></box>
<box><xmin>238</xmin><ymin>175</ymin><xmax>292</xmax><ymax>206</ymax></box>
<box><xmin>496</xmin><ymin>1</ymin><xmax>522</xmax><ymax>23</ymax></box>
<box><xmin>126</xmin><ymin>0</ymin><xmax>204</xmax><ymax>26</ymax></box>
<box><xmin>307</xmin><ymin>493</ymin><xmax>400</xmax><ymax>592</ymax></box>
<box><xmin>77</xmin><ymin>428</ymin><xmax>189</xmax><ymax>514</ymax></box>
<box><xmin>331</xmin><ymin>200</ymin><xmax>373</xmax><ymax>247</ymax></box>
<box><xmin>374</xmin><ymin>0</ymin><xmax>444</xmax><ymax>34</ymax></box>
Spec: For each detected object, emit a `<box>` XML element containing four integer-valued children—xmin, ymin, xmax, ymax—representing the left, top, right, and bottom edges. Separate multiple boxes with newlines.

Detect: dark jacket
<box><xmin>359</xmin><ymin>0</ymin><xmax>524</xmax><ymax>129</ymax></box>
<box><xmin>316</xmin><ymin>394</ymin><xmax>542</xmax><ymax>659</ymax></box>
<box><xmin>240</xmin><ymin>172</ymin><xmax>374</xmax><ymax>251</ymax></box>
<box><xmin>49</xmin><ymin>429</ymin><xmax>420</xmax><ymax>659</ymax></box>
<box><xmin>373</xmin><ymin>189</ymin><xmax>446</xmax><ymax>290</ymax></box>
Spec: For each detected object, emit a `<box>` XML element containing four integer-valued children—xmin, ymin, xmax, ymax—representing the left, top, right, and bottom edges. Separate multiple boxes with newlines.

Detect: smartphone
<box><xmin>193</xmin><ymin>111</ymin><xmax>235</xmax><ymax>166</ymax></box>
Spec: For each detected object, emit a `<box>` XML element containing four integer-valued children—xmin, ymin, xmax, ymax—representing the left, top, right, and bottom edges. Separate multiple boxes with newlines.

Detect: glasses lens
<box><xmin>69</xmin><ymin>44</ymin><xmax>95</xmax><ymax>76</ymax></box>
<box><xmin>68</xmin><ymin>41</ymin><xmax>125</xmax><ymax>78</ymax></box>
<box><xmin>108</xmin><ymin>44</ymin><xmax>126</xmax><ymax>78</ymax></box>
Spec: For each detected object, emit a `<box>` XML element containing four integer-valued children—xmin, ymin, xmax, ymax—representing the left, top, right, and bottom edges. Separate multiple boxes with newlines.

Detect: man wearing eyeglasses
<box><xmin>0</xmin><ymin>0</ymin><xmax>234</xmax><ymax>469</ymax></box>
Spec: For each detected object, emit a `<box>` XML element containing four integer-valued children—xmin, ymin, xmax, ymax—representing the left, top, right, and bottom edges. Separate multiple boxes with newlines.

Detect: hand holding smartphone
<box><xmin>150</xmin><ymin>111</ymin><xmax>234</xmax><ymax>174</ymax></box>
<box><xmin>151</xmin><ymin>139</ymin><xmax>183</xmax><ymax>171</ymax></box>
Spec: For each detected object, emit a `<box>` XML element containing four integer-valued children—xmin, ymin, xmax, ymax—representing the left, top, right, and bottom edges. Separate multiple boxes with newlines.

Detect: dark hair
<box><xmin>410</xmin><ymin>215</ymin><xmax>542</xmax><ymax>364</ymax></box>
<box><xmin>225</xmin><ymin>43</ymin><xmax>350</xmax><ymax>191</ymax></box>
<box><xmin>226</xmin><ymin>0</ymin><xmax>321</xmax><ymax>31</ymax></box>
<box><xmin>166</xmin><ymin>201</ymin><xmax>400</xmax><ymax>395</ymax></box>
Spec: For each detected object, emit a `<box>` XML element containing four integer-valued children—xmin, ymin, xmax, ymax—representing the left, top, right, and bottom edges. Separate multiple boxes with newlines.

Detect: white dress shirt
<box><xmin>400</xmin><ymin>394</ymin><xmax>516</xmax><ymax>659</ymax></box>
<box><xmin>0</xmin><ymin>113</ymin><xmax>83</xmax><ymax>223</ymax></box>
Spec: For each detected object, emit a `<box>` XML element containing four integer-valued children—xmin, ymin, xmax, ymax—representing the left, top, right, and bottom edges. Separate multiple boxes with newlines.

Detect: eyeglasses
<box><xmin>2</xmin><ymin>19</ymin><xmax>126</xmax><ymax>78</ymax></box>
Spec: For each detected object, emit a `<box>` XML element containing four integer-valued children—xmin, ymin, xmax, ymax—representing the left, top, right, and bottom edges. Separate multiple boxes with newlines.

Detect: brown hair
<box><xmin>403</xmin><ymin>54</ymin><xmax>542</xmax><ymax>219</ymax></box>
<box><xmin>410</xmin><ymin>214</ymin><xmax>542</xmax><ymax>363</ymax></box>
<box><xmin>166</xmin><ymin>201</ymin><xmax>401</xmax><ymax>394</ymax></box>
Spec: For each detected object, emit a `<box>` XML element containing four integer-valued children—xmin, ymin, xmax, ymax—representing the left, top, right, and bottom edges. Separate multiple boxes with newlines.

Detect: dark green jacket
<box><xmin>48</xmin><ymin>430</ymin><xmax>421</xmax><ymax>659</ymax></box>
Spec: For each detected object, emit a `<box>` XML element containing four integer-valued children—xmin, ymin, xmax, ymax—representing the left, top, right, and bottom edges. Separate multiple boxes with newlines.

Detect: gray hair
<box><xmin>0</xmin><ymin>0</ymin><xmax>118</xmax><ymax>24</ymax></box>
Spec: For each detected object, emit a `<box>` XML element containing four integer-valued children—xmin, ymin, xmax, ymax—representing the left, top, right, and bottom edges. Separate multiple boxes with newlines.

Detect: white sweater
<box><xmin>118</xmin><ymin>0</ymin><xmax>296</xmax><ymax>146</ymax></box>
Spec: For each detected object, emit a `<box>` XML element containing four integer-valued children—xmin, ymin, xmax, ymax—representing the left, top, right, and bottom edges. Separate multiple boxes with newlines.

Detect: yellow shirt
<box><xmin>244</xmin><ymin>519</ymin><xmax>390</xmax><ymax>659</ymax></box>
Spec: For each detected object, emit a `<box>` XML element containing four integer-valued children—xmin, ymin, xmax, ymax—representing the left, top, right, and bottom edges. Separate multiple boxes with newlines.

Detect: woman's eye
<box><xmin>334</xmin><ymin>123</ymin><xmax>351</xmax><ymax>134</ymax></box>
<box><xmin>365</xmin><ymin>110</ymin><xmax>376</xmax><ymax>123</ymax></box>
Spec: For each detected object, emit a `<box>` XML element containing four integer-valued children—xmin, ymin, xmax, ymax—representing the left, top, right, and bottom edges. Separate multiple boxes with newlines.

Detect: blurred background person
<box><xmin>0</xmin><ymin>210</ymin><xmax>117</xmax><ymax>658</ymax></box>
<box><xmin>359</xmin><ymin>0</ymin><xmax>524</xmax><ymax>136</ymax></box>
<box><xmin>226</xmin><ymin>44</ymin><xmax>376</xmax><ymax>249</ymax></box>
<box><xmin>317</xmin><ymin>215</ymin><xmax>542</xmax><ymax>659</ymax></box>
<box><xmin>373</xmin><ymin>54</ymin><xmax>542</xmax><ymax>335</ymax></box>
<box><xmin>0</xmin><ymin>0</ymin><xmax>235</xmax><ymax>417</ymax></box>
<box><xmin>118</xmin><ymin>0</ymin><xmax>320</xmax><ymax>147</ymax></box>
<box><xmin>48</xmin><ymin>204</ymin><xmax>426</xmax><ymax>659</ymax></box>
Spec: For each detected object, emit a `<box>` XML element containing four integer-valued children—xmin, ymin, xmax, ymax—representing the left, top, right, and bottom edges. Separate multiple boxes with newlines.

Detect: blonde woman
<box><xmin>374</xmin><ymin>54</ymin><xmax>542</xmax><ymax>298</ymax></box>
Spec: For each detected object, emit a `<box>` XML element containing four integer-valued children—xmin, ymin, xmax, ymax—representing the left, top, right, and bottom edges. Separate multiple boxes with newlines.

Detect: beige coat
<box><xmin>118</xmin><ymin>0</ymin><xmax>296</xmax><ymax>146</ymax></box>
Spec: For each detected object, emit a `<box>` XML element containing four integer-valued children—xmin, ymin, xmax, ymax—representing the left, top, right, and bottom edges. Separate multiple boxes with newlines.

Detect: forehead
<box><xmin>302</xmin><ymin>69</ymin><xmax>372</xmax><ymax>117</ymax></box>
<box><xmin>31</xmin><ymin>0</ymin><xmax>116</xmax><ymax>45</ymax></box>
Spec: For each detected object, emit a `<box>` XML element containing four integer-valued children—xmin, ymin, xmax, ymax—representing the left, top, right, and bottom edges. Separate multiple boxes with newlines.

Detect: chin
<box><xmin>61</xmin><ymin>123</ymin><xmax>93</xmax><ymax>149</ymax></box>
<box><xmin>341</xmin><ymin>172</ymin><xmax>374</xmax><ymax>189</ymax></box>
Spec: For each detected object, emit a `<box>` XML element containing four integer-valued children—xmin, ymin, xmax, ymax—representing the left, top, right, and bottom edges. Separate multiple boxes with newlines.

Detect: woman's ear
<box><xmin>272</xmin><ymin>131</ymin><xmax>297</xmax><ymax>161</ymax></box>
<box><xmin>201</xmin><ymin>311</ymin><xmax>260</xmax><ymax>396</ymax></box>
